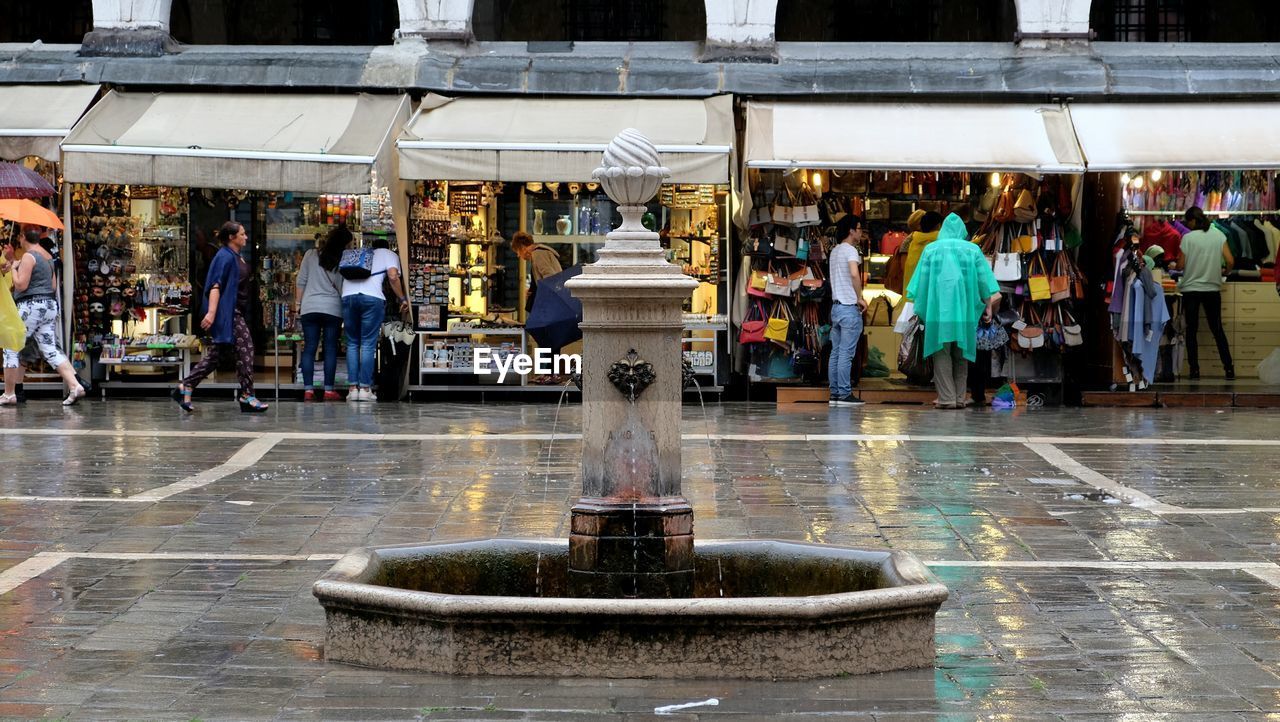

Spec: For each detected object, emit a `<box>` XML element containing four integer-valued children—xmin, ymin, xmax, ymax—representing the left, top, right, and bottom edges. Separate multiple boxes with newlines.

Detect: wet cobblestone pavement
<box><xmin>2</xmin><ymin>400</ymin><xmax>1280</xmax><ymax>719</ymax></box>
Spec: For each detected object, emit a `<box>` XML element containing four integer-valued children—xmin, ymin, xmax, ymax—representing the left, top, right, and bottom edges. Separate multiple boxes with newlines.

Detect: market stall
<box><xmin>0</xmin><ymin>83</ymin><xmax>101</xmax><ymax>388</ymax></box>
<box><xmin>59</xmin><ymin>91</ymin><xmax>410</xmax><ymax>394</ymax></box>
<box><xmin>1070</xmin><ymin>103</ymin><xmax>1280</xmax><ymax>386</ymax></box>
<box><xmin>396</xmin><ymin>94</ymin><xmax>733</xmax><ymax>392</ymax></box>
<box><xmin>738</xmin><ymin>101</ymin><xmax>1088</xmax><ymax>403</ymax></box>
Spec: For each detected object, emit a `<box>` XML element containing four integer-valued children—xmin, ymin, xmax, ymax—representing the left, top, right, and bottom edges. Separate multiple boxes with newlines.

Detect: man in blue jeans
<box><xmin>828</xmin><ymin>214</ymin><xmax>868</xmax><ymax>406</ymax></box>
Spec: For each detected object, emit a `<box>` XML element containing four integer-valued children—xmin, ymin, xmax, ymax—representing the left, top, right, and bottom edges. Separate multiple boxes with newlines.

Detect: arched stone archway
<box><xmin>396</xmin><ymin>0</ymin><xmax>475</xmax><ymax>40</ymax></box>
<box><xmin>703</xmin><ymin>0</ymin><xmax>779</xmax><ymax>59</ymax></box>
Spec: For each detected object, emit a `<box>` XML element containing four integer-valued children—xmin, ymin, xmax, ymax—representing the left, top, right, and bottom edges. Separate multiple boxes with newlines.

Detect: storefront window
<box><xmin>472</xmin><ymin>0</ymin><xmax>704</xmax><ymax>41</ymax></box>
<box><xmin>776</xmin><ymin>0</ymin><xmax>1016</xmax><ymax>42</ymax></box>
<box><xmin>1092</xmin><ymin>0</ymin><xmax>1280</xmax><ymax>42</ymax></box>
<box><xmin>0</xmin><ymin>0</ymin><xmax>92</xmax><ymax>43</ymax></box>
<box><xmin>170</xmin><ymin>0</ymin><xmax>398</xmax><ymax>45</ymax></box>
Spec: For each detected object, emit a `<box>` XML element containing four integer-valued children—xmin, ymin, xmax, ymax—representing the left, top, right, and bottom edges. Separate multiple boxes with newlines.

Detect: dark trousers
<box><xmin>300</xmin><ymin>312</ymin><xmax>342</xmax><ymax>389</ymax></box>
<box><xmin>968</xmin><ymin>349</ymin><xmax>992</xmax><ymax>405</ymax></box>
<box><xmin>1183</xmin><ymin>291</ymin><xmax>1233</xmax><ymax>373</ymax></box>
<box><xmin>184</xmin><ymin>312</ymin><xmax>255</xmax><ymax>396</ymax></box>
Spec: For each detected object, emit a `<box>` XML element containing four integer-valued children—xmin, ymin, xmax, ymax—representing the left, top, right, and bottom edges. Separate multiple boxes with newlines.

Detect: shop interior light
<box><xmin>1120</xmin><ymin>173</ymin><xmax>1132</xmax><ymax>186</ymax></box>
<box><xmin>1132</xmin><ymin>175</ymin><xmax>1145</xmax><ymax>189</ymax></box>
<box><xmin>989</xmin><ymin>172</ymin><xmax>1001</xmax><ymax>188</ymax></box>
<box><xmin>811</xmin><ymin>172</ymin><xmax>822</xmax><ymax>189</ymax></box>
<box><xmin>1150</xmin><ymin>169</ymin><xmax>1162</xmax><ymax>182</ymax></box>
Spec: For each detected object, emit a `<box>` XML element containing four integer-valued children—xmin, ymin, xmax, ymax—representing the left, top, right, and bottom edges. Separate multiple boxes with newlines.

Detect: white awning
<box><xmin>62</xmin><ymin>91</ymin><xmax>410</xmax><ymax>193</ymax></box>
<box><xmin>744</xmin><ymin>102</ymin><xmax>1085</xmax><ymax>174</ymax></box>
<box><xmin>1070</xmin><ymin>103</ymin><xmax>1280</xmax><ymax>171</ymax></box>
<box><xmin>0</xmin><ymin>84</ymin><xmax>100</xmax><ymax>162</ymax></box>
<box><xmin>398</xmin><ymin>94</ymin><xmax>732</xmax><ymax>183</ymax></box>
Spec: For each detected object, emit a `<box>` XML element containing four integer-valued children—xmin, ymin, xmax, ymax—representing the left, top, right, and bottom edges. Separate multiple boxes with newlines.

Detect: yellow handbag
<box><xmin>1013</xmin><ymin>188</ymin><xmax>1037</xmax><ymax>223</ymax></box>
<box><xmin>1011</xmin><ymin>223</ymin><xmax>1037</xmax><ymax>254</ymax></box>
<box><xmin>764</xmin><ymin>301</ymin><xmax>793</xmax><ymax>346</ymax></box>
<box><xmin>1027</xmin><ymin>254</ymin><xmax>1051</xmax><ymax>301</ymax></box>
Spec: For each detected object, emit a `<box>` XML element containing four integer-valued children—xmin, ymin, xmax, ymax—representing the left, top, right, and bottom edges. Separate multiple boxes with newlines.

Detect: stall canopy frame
<box><xmin>743</xmin><ymin>101</ymin><xmax>1085</xmax><ymax>174</ymax></box>
<box><xmin>0</xmin><ymin>84</ymin><xmax>101</xmax><ymax>162</ymax></box>
<box><xmin>397</xmin><ymin>94</ymin><xmax>733</xmax><ymax>183</ymax></box>
<box><xmin>1069</xmin><ymin>102</ymin><xmax>1280</xmax><ymax>171</ymax></box>
<box><xmin>61</xmin><ymin>91</ymin><xmax>411</xmax><ymax>194</ymax></box>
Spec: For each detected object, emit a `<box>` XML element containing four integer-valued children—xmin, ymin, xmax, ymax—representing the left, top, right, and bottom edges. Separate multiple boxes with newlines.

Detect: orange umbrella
<box><xmin>0</xmin><ymin>199</ymin><xmax>64</xmax><ymax>230</ymax></box>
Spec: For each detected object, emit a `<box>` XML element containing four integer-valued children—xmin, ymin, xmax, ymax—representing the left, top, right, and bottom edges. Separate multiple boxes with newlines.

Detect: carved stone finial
<box><xmin>592</xmin><ymin>129</ymin><xmax>670</xmax><ymax>233</ymax></box>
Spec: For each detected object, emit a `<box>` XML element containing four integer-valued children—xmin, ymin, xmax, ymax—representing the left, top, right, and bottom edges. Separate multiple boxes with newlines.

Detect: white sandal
<box><xmin>0</xmin><ymin>393</ymin><xmax>16</xmax><ymax>406</ymax></box>
<box><xmin>62</xmin><ymin>385</ymin><xmax>86</xmax><ymax>406</ymax></box>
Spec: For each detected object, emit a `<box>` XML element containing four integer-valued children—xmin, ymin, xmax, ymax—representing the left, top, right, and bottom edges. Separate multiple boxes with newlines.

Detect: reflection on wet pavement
<box><xmin>1</xmin><ymin>402</ymin><xmax>1279</xmax><ymax>717</ymax></box>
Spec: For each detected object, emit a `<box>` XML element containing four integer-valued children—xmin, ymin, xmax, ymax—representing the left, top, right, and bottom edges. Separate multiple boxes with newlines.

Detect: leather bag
<box><xmin>764</xmin><ymin>300</ymin><xmax>793</xmax><ymax>346</ymax></box>
<box><xmin>739</xmin><ymin>301</ymin><xmax>767</xmax><ymax>344</ymax></box>
<box><xmin>1027</xmin><ymin>254</ymin><xmax>1050</xmax><ymax>302</ymax></box>
<box><xmin>1015</xmin><ymin>303</ymin><xmax>1045</xmax><ymax>350</ymax></box>
<box><xmin>1012</xmin><ymin>188</ymin><xmax>1037</xmax><ymax>224</ymax></box>
<box><xmin>993</xmin><ymin>187</ymin><xmax>1015</xmax><ymax>223</ymax></box>
<box><xmin>1049</xmin><ymin>253</ymin><xmax>1071</xmax><ymax>302</ymax></box>
<box><xmin>764</xmin><ymin>266</ymin><xmax>792</xmax><ymax>297</ymax></box>
<box><xmin>798</xmin><ymin>264</ymin><xmax>827</xmax><ymax>303</ymax></box>
<box><xmin>748</xmin><ymin>269</ymin><xmax>770</xmax><ymax>298</ymax></box>
<box><xmin>1060</xmin><ymin>306</ymin><xmax>1084</xmax><ymax>347</ymax></box>
<box><xmin>1011</xmin><ymin>223</ymin><xmax>1037</xmax><ymax>254</ymax></box>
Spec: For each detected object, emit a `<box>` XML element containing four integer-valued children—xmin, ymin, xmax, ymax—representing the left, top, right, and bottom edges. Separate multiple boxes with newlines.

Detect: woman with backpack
<box><xmin>293</xmin><ymin>226</ymin><xmax>348</xmax><ymax>400</ymax></box>
<box><xmin>171</xmin><ymin>221</ymin><xmax>267</xmax><ymax>413</ymax></box>
<box><xmin>339</xmin><ymin>233</ymin><xmax>408</xmax><ymax>402</ymax></box>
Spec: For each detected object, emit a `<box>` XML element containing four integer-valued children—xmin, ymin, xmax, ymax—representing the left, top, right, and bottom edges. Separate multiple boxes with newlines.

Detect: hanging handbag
<box><xmin>1060</xmin><ymin>306</ymin><xmax>1084</xmax><ymax>347</ymax></box>
<box><xmin>866</xmin><ymin>198</ymin><xmax>890</xmax><ymax>220</ymax></box>
<box><xmin>884</xmin><ymin>246</ymin><xmax>907</xmax><ymax>294</ymax></box>
<box><xmin>1012</xmin><ymin>188</ymin><xmax>1037</xmax><ymax>224</ymax></box>
<box><xmin>764</xmin><ymin>300</ymin><xmax>793</xmax><ymax>346</ymax></box>
<box><xmin>865</xmin><ymin>294</ymin><xmax>893</xmax><ymax>327</ymax></box>
<box><xmin>793</xmin><ymin>183</ymin><xmax>822</xmax><ymax>226</ymax></box>
<box><xmin>1015</xmin><ymin>303</ymin><xmax>1045</xmax><ymax>351</ymax></box>
<box><xmin>798</xmin><ymin>263</ymin><xmax>827</xmax><ymax>303</ymax></box>
<box><xmin>993</xmin><ymin>185</ymin><xmax>1016</xmax><ymax>223</ymax></box>
<box><xmin>1027</xmin><ymin>254</ymin><xmax>1051</xmax><ymax>302</ymax></box>
<box><xmin>795</xmin><ymin>231</ymin><xmax>810</xmax><ymax>261</ymax></box>
<box><xmin>1010</xmin><ymin>222</ymin><xmax>1037</xmax><ymax>254</ymax></box>
<box><xmin>1049</xmin><ymin>253</ymin><xmax>1071</xmax><ymax>302</ymax></box>
<box><xmin>992</xmin><ymin>226</ymin><xmax>1023</xmax><ymax>282</ymax></box>
<box><xmin>738</xmin><ymin>301</ymin><xmax>767</xmax><ymax>344</ymax></box>
<box><xmin>747</xmin><ymin>230</ymin><xmax>774</xmax><ymax>257</ymax></box>
<box><xmin>773</xmin><ymin>227</ymin><xmax>799</xmax><ymax>256</ymax></box>
<box><xmin>747</xmin><ymin>268</ymin><xmax>770</xmax><ymax>298</ymax></box>
<box><xmin>764</xmin><ymin>266</ymin><xmax>792</xmax><ymax>297</ymax></box>
<box><xmin>771</xmin><ymin>186</ymin><xmax>796</xmax><ymax>225</ymax></box>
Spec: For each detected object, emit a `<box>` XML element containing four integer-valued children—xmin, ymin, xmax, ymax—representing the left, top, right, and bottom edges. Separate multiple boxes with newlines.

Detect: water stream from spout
<box><xmin>536</xmin><ymin>379</ymin><xmax>576</xmax><ymax>598</ymax></box>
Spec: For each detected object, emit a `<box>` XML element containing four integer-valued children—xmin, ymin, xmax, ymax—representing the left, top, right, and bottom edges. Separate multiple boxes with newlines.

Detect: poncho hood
<box><xmin>937</xmin><ymin>213</ymin><xmax>968</xmax><ymax>243</ymax></box>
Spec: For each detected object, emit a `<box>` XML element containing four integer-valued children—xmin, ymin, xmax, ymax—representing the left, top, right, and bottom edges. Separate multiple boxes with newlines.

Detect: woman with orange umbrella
<box><xmin>3</xmin><ymin>229</ymin><xmax>84</xmax><ymax>406</ymax></box>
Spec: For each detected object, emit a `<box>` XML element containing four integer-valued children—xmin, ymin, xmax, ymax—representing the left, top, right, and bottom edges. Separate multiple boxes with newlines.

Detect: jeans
<box><xmin>828</xmin><ymin>303</ymin><xmax>863</xmax><ymax>399</ymax></box>
<box><xmin>1183</xmin><ymin>291</ymin><xmax>1233</xmax><ymax>373</ymax></box>
<box><xmin>342</xmin><ymin>294</ymin><xmax>385</xmax><ymax>388</ymax></box>
<box><xmin>300</xmin><ymin>312</ymin><xmax>342</xmax><ymax>389</ymax></box>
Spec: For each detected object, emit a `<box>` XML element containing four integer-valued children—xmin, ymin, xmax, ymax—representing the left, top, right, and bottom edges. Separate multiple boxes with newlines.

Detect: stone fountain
<box><xmin>312</xmin><ymin>131</ymin><xmax>948</xmax><ymax>679</ymax></box>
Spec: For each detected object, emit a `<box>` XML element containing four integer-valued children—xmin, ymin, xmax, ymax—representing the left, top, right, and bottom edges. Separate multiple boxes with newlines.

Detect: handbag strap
<box><xmin>1028</xmin><ymin>253</ymin><xmax>1047</xmax><ymax>276</ymax></box>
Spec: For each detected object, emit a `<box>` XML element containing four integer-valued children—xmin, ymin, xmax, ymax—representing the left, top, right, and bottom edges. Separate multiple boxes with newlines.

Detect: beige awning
<box><xmin>397</xmin><ymin>94</ymin><xmax>732</xmax><ymax>183</ymax></box>
<box><xmin>1070</xmin><ymin>102</ymin><xmax>1280</xmax><ymax>171</ymax></box>
<box><xmin>62</xmin><ymin>91</ymin><xmax>410</xmax><ymax>193</ymax></box>
<box><xmin>0</xmin><ymin>84</ymin><xmax>100</xmax><ymax>162</ymax></box>
<box><xmin>744</xmin><ymin>101</ymin><xmax>1085</xmax><ymax>174</ymax></box>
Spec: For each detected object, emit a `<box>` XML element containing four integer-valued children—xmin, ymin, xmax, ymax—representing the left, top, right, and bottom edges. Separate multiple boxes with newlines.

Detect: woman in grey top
<box><xmin>3</xmin><ymin>230</ymin><xmax>85</xmax><ymax>406</ymax></box>
<box><xmin>293</xmin><ymin>226</ymin><xmax>348</xmax><ymax>400</ymax></box>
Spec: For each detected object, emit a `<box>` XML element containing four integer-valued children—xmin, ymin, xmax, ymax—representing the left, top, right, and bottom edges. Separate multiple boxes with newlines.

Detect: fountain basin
<box><xmin>313</xmin><ymin>538</ymin><xmax>948</xmax><ymax>679</ymax></box>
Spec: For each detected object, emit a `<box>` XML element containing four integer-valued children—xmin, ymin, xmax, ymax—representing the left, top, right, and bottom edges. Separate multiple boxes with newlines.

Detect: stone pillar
<box><xmin>1013</xmin><ymin>0</ymin><xmax>1094</xmax><ymax>44</ymax></box>
<box><xmin>565</xmin><ymin>130</ymin><xmax>699</xmax><ymax>599</ymax></box>
<box><xmin>702</xmin><ymin>0</ymin><xmax>779</xmax><ymax>62</ymax></box>
<box><xmin>81</xmin><ymin>0</ymin><xmax>179</xmax><ymax>56</ymax></box>
<box><xmin>396</xmin><ymin>0</ymin><xmax>475</xmax><ymax>41</ymax></box>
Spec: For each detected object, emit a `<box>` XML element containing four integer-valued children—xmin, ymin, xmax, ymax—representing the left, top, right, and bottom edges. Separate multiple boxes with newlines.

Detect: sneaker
<box><xmin>0</xmin><ymin>393</ymin><xmax>16</xmax><ymax>406</ymax></box>
<box><xmin>303</xmin><ymin>389</ymin><xmax>316</xmax><ymax>402</ymax></box>
<box><xmin>364</xmin><ymin>389</ymin><xmax>378</xmax><ymax>403</ymax></box>
<box><xmin>323</xmin><ymin>390</ymin><xmax>342</xmax><ymax>401</ymax></box>
<box><xmin>832</xmin><ymin>395</ymin><xmax>864</xmax><ymax>407</ymax></box>
<box><xmin>347</xmin><ymin>388</ymin><xmax>363</xmax><ymax>401</ymax></box>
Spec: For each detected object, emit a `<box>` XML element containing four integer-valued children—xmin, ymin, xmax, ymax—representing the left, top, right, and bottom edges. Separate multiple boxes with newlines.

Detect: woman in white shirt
<box><xmin>340</xmin><ymin>239</ymin><xmax>408</xmax><ymax>401</ymax></box>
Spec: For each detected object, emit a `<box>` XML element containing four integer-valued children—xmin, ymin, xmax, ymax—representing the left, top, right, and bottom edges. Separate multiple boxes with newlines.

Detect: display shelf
<box><xmin>264</xmin><ymin>232</ymin><xmax>319</xmax><ymax>241</ymax></box>
<box><xmin>423</xmin><ymin>328</ymin><xmax>525</xmax><ymax>336</ymax></box>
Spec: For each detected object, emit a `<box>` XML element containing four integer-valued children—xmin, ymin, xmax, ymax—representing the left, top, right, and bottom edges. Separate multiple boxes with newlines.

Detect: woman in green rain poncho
<box><xmin>905</xmin><ymin>213</ymin><xmax>1002</xmax><ymax>409</ymax></box>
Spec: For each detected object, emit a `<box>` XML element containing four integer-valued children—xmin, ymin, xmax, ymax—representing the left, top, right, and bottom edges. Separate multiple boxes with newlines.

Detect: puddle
<box><xmin>1065</xmin><ymin>491</ymin><xmax>1122</xmax><ymax>504</ymax></box>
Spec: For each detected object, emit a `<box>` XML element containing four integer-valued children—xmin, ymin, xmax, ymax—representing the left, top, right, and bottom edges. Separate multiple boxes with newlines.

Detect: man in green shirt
<box><xmin>1177</xmin><ymin>206</ymin><xmax>1235</xmax><ymax>380</ymax></box>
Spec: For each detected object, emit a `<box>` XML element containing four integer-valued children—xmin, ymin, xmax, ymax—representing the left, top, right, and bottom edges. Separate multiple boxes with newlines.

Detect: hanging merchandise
<box><xmin>764</xmin><ymin>300</ymin><xmax>793</xmax><ymax>345</ymax></box>
<box><xmin>739</xmin><ymin>301</ymin><xmax>767</xmax><ymax>344</ymax></box>
<box><xmin>1027</xmin><ymin>255</ymin><xmax>1051</xmax><ymax>302</ymax></box>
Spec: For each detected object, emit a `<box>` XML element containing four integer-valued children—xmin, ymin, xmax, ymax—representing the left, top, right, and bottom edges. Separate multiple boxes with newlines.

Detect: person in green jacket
<box><xmin>906</xmin><ymin>213</ymin><xmax>1002</xmax><ymax>409</ymax></box>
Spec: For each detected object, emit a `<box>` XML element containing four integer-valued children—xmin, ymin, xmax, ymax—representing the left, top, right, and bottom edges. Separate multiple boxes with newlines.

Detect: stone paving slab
<box><xmin>2</xmin><ymin>402</ymin><xmax>1280</xmax><ymax>718</ymax></box>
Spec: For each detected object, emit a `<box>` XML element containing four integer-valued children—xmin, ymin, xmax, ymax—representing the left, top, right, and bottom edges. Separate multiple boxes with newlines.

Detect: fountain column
<box><xmin>564</xmin><ymin>130</ymin><xmax>699</xmax><ymax>599</ymax></box>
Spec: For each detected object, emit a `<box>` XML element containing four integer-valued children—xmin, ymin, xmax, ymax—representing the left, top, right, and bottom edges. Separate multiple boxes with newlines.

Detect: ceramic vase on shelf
<box><xmin>533</xmin><ymin>209</ymin><xmax>546</xmax><ymax>235</ymax></box>
<box><xmin>556</xmin><ymin>215</ymin><xmax>572</xmax><ymax>235</ymax></box>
